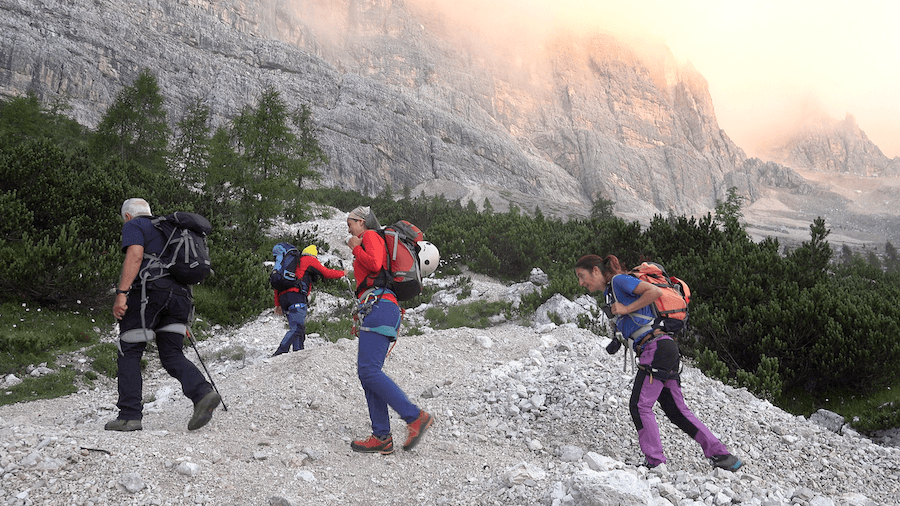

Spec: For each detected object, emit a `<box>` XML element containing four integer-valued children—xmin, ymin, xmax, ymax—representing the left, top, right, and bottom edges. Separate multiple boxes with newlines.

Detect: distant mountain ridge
<box><xmin>0</xmin><ymin>0</ymin><xmax>896</xmax><ymax>232</ymax></box>
<box><xmin>759</xmin><ymin>114</ymin><xmax>900</xmax><ymax>177</ymax></box>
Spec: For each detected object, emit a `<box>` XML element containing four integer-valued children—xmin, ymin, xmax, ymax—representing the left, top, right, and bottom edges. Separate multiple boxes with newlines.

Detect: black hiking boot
<box><xmin>188</xmin><ymin>390</ymin><xmax>221</xmax><ymax>431</ymax></box>
<box><xmin>710</xmin><ymin>454</ymin><xmax>743</xmax><ymax>471</ymax></box>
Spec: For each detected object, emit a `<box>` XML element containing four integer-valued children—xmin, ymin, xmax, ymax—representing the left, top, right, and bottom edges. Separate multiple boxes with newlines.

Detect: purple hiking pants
<box><xmin>629</xmin><ymin>336</ymin><xmax>729</xmax><ymax>466</ymax></box>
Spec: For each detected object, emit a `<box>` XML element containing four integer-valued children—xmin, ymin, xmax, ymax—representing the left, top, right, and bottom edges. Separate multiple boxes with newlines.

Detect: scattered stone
<box><xmin>295</xmin><ymin>470</ymin><xmax>316</xmax><ymax>482</ymax></box>
<box><xmin>117</xmin><ymin>472</ymin><xmax>145</xmax><ymax>493</ymax></box>
<box><xmin>175</xmin><ymin>461</ymin><xmax>201</xmax><ymax>477</ymax></box>
<box><xmin>557</xmin><ymin>445</ymin><xmax>584</xmax><ymax>462</ymax></box>
<box><xmin>502</xmin><ymin>462</ymin><xmax>547</xmax><ymax>486</ymax></box>
<box><xmin>3</xmin><ymin>374</ymin><xmax>22</xmax><ymax>387</ymax></box>
<box><xmin>475</xmin><ymin>335</ymin><xmax>493</xmax><ymax>348</ymax></box>
<box><xmin>529</xmin><ymin>268</ymin><xmax>549</xmax><ymax>286</ymax></box>
<box><xmin>809</xmin><ymin>409</ymin><xmax>845</xmax><ymax>433</ymax></box>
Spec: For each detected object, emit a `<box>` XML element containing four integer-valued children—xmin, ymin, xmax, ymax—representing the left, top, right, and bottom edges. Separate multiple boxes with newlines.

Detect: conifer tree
<box><xmin>231</xmin><ymin>87</ymin><xmax>324</xmax><ymax>187</ymax></box>
<box><xmin>590</xmin><ymin>191</ymin><xmax>615</xmax><ymax>221</ymax></box>
<box><xmin>218</xmin><ymin>87</ymin><xmax>328</xmax><ymax>244</ymax></box>
<box><xmin>291</xmin><ymin>103</ymin><xmax>328</xmax><ymax>188</ymax></box>
<box><xmin>885</xmin><ymin>241</ymin><xmax>899</xmax><ymax>272</ymax></box>
<box><xmin>92</xmin><ymin>68</ymin><xmax>171</xmax><ymax>171</ymax></box>
<box><xmin>172</xmin><ymin>98</ymin><xmax>212</xmax><ymax>185</ymax></box>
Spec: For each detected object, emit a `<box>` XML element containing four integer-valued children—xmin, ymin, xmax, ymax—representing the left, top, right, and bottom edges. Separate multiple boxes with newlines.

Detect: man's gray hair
<box><xmin>121</xmin><ymin>198</ymin><xmax>152</xmax><ymax>221</ymax></box>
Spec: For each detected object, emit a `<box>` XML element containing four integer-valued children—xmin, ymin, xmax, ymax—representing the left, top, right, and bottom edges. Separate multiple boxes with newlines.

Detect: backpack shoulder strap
<box><xmin>608</xmin><ymin>274</ymin><xmax>654</xmax><ymax>338</ymax></box>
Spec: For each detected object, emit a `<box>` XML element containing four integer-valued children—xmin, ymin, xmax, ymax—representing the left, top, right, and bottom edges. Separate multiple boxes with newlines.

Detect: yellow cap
<box><xmin>302</xmin><ymin>245</ymin><xmax>318</xmax><ymax>256</ymax></box>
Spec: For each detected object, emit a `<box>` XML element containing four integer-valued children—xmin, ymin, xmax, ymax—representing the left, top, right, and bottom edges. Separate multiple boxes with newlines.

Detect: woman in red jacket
<box><xmin>346</xmin><ymin>205</ymin><xmax>432</xmax><ymax>455</ymax></box>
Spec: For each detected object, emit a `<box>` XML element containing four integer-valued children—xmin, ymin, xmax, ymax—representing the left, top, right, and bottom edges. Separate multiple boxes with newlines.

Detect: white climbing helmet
<box><xmin>417</xmin><ymin>241</ymin><xmax>440</xmax><ymax>277</ymax></box>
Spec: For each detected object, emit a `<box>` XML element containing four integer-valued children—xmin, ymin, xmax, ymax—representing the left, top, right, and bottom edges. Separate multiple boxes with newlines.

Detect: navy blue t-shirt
<box><xmin>121</xmin><ymin>216</ymin><xmax>165</xmax><ymax>271</ymax></box>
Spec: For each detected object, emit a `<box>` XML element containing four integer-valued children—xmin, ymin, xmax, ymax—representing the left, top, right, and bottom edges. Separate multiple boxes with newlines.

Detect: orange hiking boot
<box><xmin>403</xmin><ymin>410</ymin><xmax>433</xmax><ymax>451</ymax></box>
<box><xmin>351</xmin><ymin>434</ymin><xmax>394</xmax><ymax>455</ymax></box>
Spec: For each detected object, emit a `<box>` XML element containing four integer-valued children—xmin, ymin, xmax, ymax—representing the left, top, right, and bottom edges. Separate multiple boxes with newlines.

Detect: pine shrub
<box><xmin>197</xmin><ymin>245</ymin><xmax>270</xmax><ymax>326</ymax></box>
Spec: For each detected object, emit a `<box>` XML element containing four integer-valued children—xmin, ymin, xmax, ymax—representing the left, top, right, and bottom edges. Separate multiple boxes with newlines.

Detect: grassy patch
<box><xmin>1</xmin><ymin>368</ymin><xmax>78</xmax><ymax>405</ymax></box>
<box><xmin>402</xmin><ymin>323</ymin><xmax>424</xmax><ymax>336</ymax></box>
<box><xmin>214</xmin><ymin>344</ymin><xmax>248</xmax><ymax>362</ymax></box>
<box><xmin>307</xmin><ymin>317</ymin><xmax>354</xmax><ymax>343</ymax></box>
<box><xmin>84</xmin><ymin>342</ymin><xmax>119</xmax><ymax>378</ymax></box>
<box><xmin>0</xmin><ymin>301</ymin><xmax>106</xmax><ymax>375</ymax></box>
<box><xmin>424</xmin><ymin>300</ymin><xmax>512</xmax><ymax>330</ymax></box>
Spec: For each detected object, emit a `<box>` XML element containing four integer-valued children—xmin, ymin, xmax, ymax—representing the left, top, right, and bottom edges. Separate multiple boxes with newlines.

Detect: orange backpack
<box><xmin>621</xmin><ymin>262</ymin><xmax>691</xmax><ymax>337</ymax></box>
<box><xmin>631</xmin><ymin>262</ymin><xmax>690</xmax><ymax>318</ymax></box>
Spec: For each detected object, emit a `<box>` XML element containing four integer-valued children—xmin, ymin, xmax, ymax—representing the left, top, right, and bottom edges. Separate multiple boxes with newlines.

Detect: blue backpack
<box><xmin>270</xmin><ymin>243</ymin><xmax>306</xmax><ymax>292</ymax></box>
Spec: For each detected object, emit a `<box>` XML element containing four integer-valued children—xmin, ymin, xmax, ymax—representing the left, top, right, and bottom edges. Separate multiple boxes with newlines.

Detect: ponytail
<box><xmin>575</xmin><ymin>254</ymin><xmax>626</xmax><ymax>278</ymax></box>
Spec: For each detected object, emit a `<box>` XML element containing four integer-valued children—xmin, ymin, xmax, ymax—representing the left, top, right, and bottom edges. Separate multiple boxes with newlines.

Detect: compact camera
<box><xmin>606</xmin><ymin>337</ymin><xmax>622</xmax><ymax>354</ymax></box>
<box><xmin>601</xmin><ymin>304</ymin><xmax>614</xmax><ymax>319</ymax></box>
<box><xmin>606</xmin><ymin>331</ymin><xmax>625</xmax><ymax>355</ymax></box>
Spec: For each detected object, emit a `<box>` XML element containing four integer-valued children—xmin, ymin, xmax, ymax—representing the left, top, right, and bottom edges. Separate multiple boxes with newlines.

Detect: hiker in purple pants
<box><xmin>574</xmin><ymin>254</ymin><xmax>743</xmax><ymax>471</ymax></box>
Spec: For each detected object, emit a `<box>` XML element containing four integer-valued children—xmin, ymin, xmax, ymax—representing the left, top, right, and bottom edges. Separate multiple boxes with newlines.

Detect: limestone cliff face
<box><xmin>1</xmin><ymin>0</ymin><xmax>768</xmax><ymax>218</ymax></box>
<box><xmin>760</xmin><ymin>114</ymin><xmax>900</xmax><ymax>177</ymax></box>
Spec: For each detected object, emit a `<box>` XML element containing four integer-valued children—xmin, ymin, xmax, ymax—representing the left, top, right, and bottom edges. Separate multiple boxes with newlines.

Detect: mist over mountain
<box><xmin>759</xmin><ymin>114</ymin><xmax>900</xmax><ymax>177</ymax></box>
<box><xmin>2</xmin><ymin>0</ymin><xmax>897</xmax><ymax>244</ymax></box>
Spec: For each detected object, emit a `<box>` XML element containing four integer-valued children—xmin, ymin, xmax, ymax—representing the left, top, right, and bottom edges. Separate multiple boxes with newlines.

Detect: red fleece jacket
<box><xmin>352</xmin><ymin>229</ymin><xmax>398</xmax><ymax>305</ymax></box>
<box><xmin>273</xmin><ymin>254</ymin><xmax>345</xmax><ymax>306</ymax></box>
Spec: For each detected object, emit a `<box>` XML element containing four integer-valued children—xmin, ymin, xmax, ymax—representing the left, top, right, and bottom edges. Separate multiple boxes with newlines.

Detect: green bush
<box><xmin>734</xmin><ymin>355</ymin><xmax>783</xmax><ymax>401</ymax></box>
<box><xmin>686</xmin><ymin>226</ymin><xmax>900</xmax><ymax>397</ymax></box>
<box><xmin>195</xmin><ymin>246</ymin><xmax>270</xmax><ymax>326</ymax></box>
<box><xmin>0</xmin><ymin>221</ymin><xmax>118</xmax><ymax>305</ymax></box>
<box><xmin>695</xmin><ymin>348</ymin><xmax>730</xmax><ymax>382</ymax></box>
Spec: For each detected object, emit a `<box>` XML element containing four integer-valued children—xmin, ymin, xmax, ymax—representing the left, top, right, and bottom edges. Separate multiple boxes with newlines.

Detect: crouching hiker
<box><xmin>574</xmin><ymin>254</ymin><xmax>743</xmax><ymax>471</ymax></box>
<box><xmin>270</xmin><ymin>244</ymin><xmax>346</xmax><ymax>356</ymax></box>
<box><xmin>107</xmin><ymin>198</ymin><xmax>220</xmax><ymax>432</ymax></box>
<box><xmin>345</xmin><ymin>205</ymin><xmax>432</xmax><ymax>455</ymax></box>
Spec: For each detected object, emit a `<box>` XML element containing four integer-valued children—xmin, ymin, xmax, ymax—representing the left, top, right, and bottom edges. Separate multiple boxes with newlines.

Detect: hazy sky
<box><xmin>545</xmin><ymin>0</ymin><xmax>900</xmax><ymax>158</ymax></box>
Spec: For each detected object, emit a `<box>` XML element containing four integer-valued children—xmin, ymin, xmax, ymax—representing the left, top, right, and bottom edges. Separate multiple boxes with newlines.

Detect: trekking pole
<box><xmin>344</xmin><ymin>275</ymin><xmax>361</xmax><ymax>337</ymax></box>
<box><xmin>338</xmin><ymin>258</ymin><xmax>356</xmax><ymax>300</ymax></box>
<box><xmin>186</xmin><ymin>326</ymin><xmax>228</xmax><ymax>412</ymax></box>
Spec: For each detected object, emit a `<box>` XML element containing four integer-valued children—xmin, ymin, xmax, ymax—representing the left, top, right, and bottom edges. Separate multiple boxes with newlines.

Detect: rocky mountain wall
<box><xmin>0</xmin><ymin>0</ymin><xmax>869</xmax><ymax>222</ymax></box>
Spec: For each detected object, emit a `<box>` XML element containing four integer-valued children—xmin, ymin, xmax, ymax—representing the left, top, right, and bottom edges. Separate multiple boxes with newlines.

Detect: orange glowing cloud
<box><xmin>286</xmin><ymin>0</ymin><xmax>900</xmax><ymax>158</ymax></box>
<box><xmin>412</xmin><ymin>0</ymin><xmax>900</xmax><ymax>158</ymax></box>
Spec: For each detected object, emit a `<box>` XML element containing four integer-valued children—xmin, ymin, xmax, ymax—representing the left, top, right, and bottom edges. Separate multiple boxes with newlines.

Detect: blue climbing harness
<box><xmin>354</xmin><ymin>288</ymin><xmax>402</xmax><ymax>340</ymax></box>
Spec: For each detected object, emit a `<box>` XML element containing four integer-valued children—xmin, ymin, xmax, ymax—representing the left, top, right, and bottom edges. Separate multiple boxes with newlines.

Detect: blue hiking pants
<box><xmin>356</xmin><ymin>298</ymin><xmax>419</xmax><ymax>437</ymax></box>
<box><xmin>275</xmin><ymin>303</ymin><xmax>308</xmax><ymax>354</ymax></box>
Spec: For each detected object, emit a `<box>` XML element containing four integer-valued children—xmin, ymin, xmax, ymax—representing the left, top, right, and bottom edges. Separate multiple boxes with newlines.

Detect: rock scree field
<box><xmin>2</xmin><ymin>287</ymin><xmax>898</xmax><ymax>505</ymax></box>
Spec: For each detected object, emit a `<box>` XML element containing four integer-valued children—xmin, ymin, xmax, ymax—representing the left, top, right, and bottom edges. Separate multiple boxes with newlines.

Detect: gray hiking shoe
<box><xmin>188</xmin><ymin>390</ymin><xmax>221</xmax><ymax>431</ymax></box>
<box><xmin>710</xmin><ymin>454</ymin><xmax>743</xmax><ymax>471</ymax></box>
<box><xmin>639</xmin><ymin>457</ymin><xmax>662</xmax><ymax>469</ymax></box>
<box><xmin>105</xmin><ymin>418</ymin><xmax>142</xmax><ymax>432</ymax></box>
